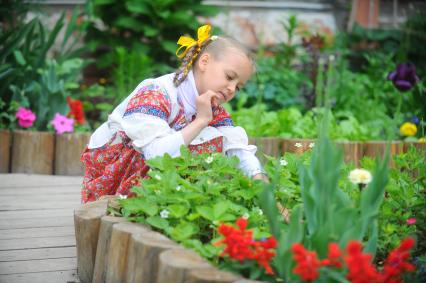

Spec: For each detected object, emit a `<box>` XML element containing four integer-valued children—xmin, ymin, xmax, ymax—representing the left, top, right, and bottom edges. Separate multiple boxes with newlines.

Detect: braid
<box><xmin>173</xmin><ymin>39</ymin><xmax>212</xmax><ymax>87</ymax></box>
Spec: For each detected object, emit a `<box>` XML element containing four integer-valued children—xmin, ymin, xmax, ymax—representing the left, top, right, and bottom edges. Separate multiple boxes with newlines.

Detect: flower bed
<box><xmin>94</xmin><ymin>139</ymin><xmax>424</xmax><ymax>282</ymax></box>
<box><xmin>74</xmin><ymin>197</ymin><xmax>248</xmax><ymax>283</ymax></box>
<box><xmin>0</xmin><ymin>132</ymin><xmax>424</xmax><ymax>175</ymax></box>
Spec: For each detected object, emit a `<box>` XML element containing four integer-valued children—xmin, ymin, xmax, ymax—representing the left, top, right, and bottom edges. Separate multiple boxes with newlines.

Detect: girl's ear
<box><xmin>197</xmin><ymin>53</ymin><xmax>210</xmax><ymax>72</ymax></box>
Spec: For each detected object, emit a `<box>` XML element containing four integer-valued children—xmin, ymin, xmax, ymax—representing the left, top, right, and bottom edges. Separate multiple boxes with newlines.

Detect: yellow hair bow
<box><xmin>176</xmin><ymin>25</ymin><xmax>212</xmax><ymax>59</ymax></box>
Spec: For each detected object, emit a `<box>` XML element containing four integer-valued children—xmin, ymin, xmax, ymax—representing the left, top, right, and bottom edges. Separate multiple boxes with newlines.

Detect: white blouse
<box><xmin>88</xmin><ymin>71</ymin><xmax>264</xmax><ymax>177</ymax></box>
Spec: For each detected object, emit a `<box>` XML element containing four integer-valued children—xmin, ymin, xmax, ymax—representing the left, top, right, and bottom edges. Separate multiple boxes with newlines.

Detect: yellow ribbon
<box><xmin>176</xmin><ymin>25</ymin><xmax>212</xmax><ymax>59</ymax></box>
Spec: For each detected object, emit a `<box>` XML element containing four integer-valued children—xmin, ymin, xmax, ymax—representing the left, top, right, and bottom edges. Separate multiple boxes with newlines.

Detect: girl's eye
<box><xmin>226</xmin><ymin>74</ymin><xmax>233</xmax><ymax>80</ymax></box>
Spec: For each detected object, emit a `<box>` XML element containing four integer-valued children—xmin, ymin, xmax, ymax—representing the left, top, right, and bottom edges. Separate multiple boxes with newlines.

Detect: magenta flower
<box><xmin>387</xmin><ymin>63</ymin><xmax>420</xmax><ymax>92</ymax></box>
<box><xmin>15</xmin><ymin>107</ymin><xmax>36</xmax><ymax>128</ymax></box>
<box><xmin>406</xmin><ymin>218</ymin><xmax>416</xmax><ymax>225</ymax></box>
<box><xmin>51</xmin><ymin>113</ymin><xmax>74</xmax><ymax>134</ymax></box>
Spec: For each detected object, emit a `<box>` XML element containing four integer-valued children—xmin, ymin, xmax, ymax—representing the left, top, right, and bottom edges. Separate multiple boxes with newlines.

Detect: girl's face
<box><xmin>194</xmin><ymin>48</ymin><xmax>253</xmax><ymax>105</ymax></box>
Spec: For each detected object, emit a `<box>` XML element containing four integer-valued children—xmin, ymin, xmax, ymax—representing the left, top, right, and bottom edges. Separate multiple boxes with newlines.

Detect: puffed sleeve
<box><xmin>210</xmin><ymin>106</ymin><xmax>265</xmax><ymax>177</ymax></box>
<box><xmin>120</xmin><ymin>85</ymin><xmax>185</xmax><ymax>158</ymax></box>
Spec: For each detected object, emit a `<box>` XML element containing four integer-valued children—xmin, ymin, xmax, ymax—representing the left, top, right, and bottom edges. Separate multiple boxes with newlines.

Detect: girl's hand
<box><xmin>195</xmin><ymin>90</ymin><xmax>221</xmax><ymax>126</ymax></box>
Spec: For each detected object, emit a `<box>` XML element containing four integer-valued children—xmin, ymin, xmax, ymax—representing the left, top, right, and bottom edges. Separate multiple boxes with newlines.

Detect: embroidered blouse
<box><xmin>88</xmin><ymin>71</ymin><xmax>264</xmax><ymax>177</ymax></box>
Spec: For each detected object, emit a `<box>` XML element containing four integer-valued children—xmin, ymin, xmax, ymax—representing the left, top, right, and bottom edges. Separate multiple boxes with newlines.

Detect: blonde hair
<box><xmin>173</xmin><ymin>36</ymin><xmax>254</xmax><ymax>87</ymax></box>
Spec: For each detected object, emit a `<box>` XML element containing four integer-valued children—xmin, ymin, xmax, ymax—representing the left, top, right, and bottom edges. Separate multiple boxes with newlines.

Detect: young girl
<box><xmin>81</xmin><ymin>25</ymin><xmax>267</xmax><ymax>203</ymax></box>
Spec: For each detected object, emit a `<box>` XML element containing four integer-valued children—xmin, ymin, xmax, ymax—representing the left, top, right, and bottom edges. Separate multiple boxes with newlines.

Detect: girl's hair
<box><xmin>173</xmin><ymin>36</ymin><xmax>254</xmax><ymax>87</ymax></box>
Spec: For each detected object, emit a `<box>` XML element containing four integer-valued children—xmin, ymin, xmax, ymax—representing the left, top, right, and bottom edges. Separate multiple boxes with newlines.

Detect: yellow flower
<box><xmin>399</xmin><ymin>122</ymin><xmax>417</xmax><ymax>137</ymax></box>
<box><xmin>99</xmin><ymin>78</ymin><xmax>107</xmax><ymax>85</ymax></box>
<box><xmin>419</xmin><ymin>137</ymin><xmax>426</xmax><ymax>143</ymax></box>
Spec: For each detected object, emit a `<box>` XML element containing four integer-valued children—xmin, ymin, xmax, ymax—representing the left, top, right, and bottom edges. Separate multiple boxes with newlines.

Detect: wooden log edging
<box><xmin>0</xmin><ymin>129</ymin><xmax>11</xmax><ymax>173</ymax></box>
<box><xmin>11</xmin><ymin>130</ymin><xmax>55</xmax><ymax>174</ymax></box>
<box><xmin>55</xmin><ymin>132</ymin><xmax>91</xmax><ymax>176</ymax></box>
<box><xmin>3</xmin><ymin>130</ymin><xmax>425</xmax><ymax>175</ymax></box>
<box><xmin>74</xmin><ymin>198</ymin><xmax>250</xmax><ymax>283</ymax></box>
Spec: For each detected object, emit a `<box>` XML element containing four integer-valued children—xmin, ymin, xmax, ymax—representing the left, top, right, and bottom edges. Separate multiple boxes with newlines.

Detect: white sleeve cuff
<box><xmin>141</xmin><ymin>131</ymin><xmax>185</xmax><ymax>160</ymax></box>
<box><xmin>227</xmin><ymin>148</ymin><xmax>265</xmax><ymax>177</ymax></box>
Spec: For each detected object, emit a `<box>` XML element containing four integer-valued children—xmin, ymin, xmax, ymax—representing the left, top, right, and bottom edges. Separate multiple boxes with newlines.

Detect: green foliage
<box><xmin>259</xmin><ymin>115</ymin><xmax>390</xmax><ymax>281</ymax></box>
<box><xmin>85</xmin><ymin>0</ymin><xmax>218</xmax><ymax>71</ymax></box>
<box><xmin>119</xmin><ymin>147</ymin><xmax>269</xmax><ymax>260</ymax></box>
<box><xmin>231</xmin><ymin>104</ymin><xmax>386</xmax><ymax>140</ymax></box>
<box><xmin>0</xmin><ymin>8</ymin><xmax>87</xmax><ymax>130</ymax></box>
<box><xmin>111</xmin><ymin>46</ymin><xmax>156</xmax><ymax>103</ymax></box>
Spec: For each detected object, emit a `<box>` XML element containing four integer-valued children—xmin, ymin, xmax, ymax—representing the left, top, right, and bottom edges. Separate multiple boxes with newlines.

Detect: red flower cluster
<box><xmin>67</xmin><ymin>97</ymin><xmax>85</xmax><ymax>125</ymax></box>
<box><xmin>345</xmin><ymin>241</ymin><xmax>382</xmax><ymax>283</ymax></box>
<box><xmin>292</xmin><ymin>243</ymin><xmax>322</xmax><ymax>281</ymax></box>
<box><xmin>216</xmin><ymin>218</ymin><xmax>277</xmax><ymax>274</ymax></box>
<box><xmin>381</xmin><ymin>238</ymin><xmax>416</xmax><ymax>283</ymax></box>
<box><xmin>291</xmin><ymin>238</ymin><xmax>415</xmax><ymax>283</ymax></box>
<box><xmin>321</xmin><ymin>243</ymin><xmax>343</xmax><ymax>268</ymax></box>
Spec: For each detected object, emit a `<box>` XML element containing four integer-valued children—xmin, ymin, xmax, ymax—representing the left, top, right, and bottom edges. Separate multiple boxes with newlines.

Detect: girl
<box><xmin>81</xmin><ymin>25</ymin><xmax>267</xmax><ymax>203</ymax></box>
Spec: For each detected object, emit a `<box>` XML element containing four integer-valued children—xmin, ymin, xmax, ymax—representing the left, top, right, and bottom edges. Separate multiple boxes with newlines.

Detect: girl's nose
<box><xmin>228</xmin><ymin>82</ymin><xmax>238</xmax><ymax>93</ymax></box>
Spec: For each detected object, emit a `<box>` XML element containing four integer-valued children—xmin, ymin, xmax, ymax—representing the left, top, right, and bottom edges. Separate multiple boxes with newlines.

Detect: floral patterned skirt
<box><xmin>81</xmin><ymin>131</ymin><xmax>223</xmax><ymax>203</ymax></box>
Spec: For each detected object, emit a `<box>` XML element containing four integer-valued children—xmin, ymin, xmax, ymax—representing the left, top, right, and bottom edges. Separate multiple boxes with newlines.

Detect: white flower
<box><xmin>309</xmin><ymin>142</ymin><xmax>315</xmax><ymax>148</ymax></box>
<box><xmin>211</xmin><ymin>35</ymin><xmax>219</xmax><ymax>41</ymax></box>
<box><xmin>254</xmin><ymin>207</ymin><xmax>263</xmax><ymax>216</ymax></box>
<box><xmin>176</xmin><ymin>185</ymin><xmax>182</xmax><ymax>191</ymax></box>
<box><xmin>160</xmin><ymin>209</ymin><xmax>169</xmax><ymax>219</ymax></box>
<box><xmin>205</xmin><ymin>156</ymin><xmax>214</xmax><ymax>164</ymax></box>
<box><xmin>242</xmin><ymin>213</ymin><xmax>250</xmax><ymax>219</ymax></box>
<box><xmin>118</xmin><ymin>194</ymin><xmax>127</xmax><ymax>200</ymax></box>
<box><xmin>295</xmin><ymin>142</ymin><xmax>302</xmax><ymax>148</ymax></box>
<box><xmin>280</xmin><ymin>159</ymin><xmax>288</xmax><ymax>166</ymax></box>
<box><xmin>154</xmin><ymin>174</ymin><xmax>161</xmax><ymax>180</ymax></box>
<box><xmin>348</xmin><ymin>169</ymin><xmax>372</xmax><ymax>185</ymax></box>
<box><xmin>329</xmin><ymin>54</ymin><xmax>335</xmax><ymax>61</ymax></box>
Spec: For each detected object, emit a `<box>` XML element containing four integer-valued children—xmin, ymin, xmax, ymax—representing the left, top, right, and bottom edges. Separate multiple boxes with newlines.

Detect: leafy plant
<box><xmin>259</xmin><ymin>115</ymin><xmax>390</xmax><ymax>281</ymax></box>
<box><xmin>0</xmin><ymin>7</ymin><xmax>87</xmax><ymax>129</ymax></box>
<box><xmin>118</xmin><ymin>148</ymin><xmax>270</xmax><ymax>260</ymax></box>
<box><xmin>84</xmin><ymin>0</ymin><xmax>218</xmax><ymax>71</ymax></box>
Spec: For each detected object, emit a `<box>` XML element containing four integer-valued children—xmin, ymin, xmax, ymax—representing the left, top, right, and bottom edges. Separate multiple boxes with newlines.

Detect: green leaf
<box><xmin>168</xmin><ymin>204</ymin><xmax>189</xmax><ymax>218</ymax></box>
<box><xmin>114</xmin><ymin>17</ymin><xmax>144</xmax><ymax>32</ymax></box>
<box><xmin>144</xmin><ymin>26</ymin><xmax>159</xmax><ymax>37</ymax></box>
<box><xmin>13</xmin><ymin>50</ymin><xmax>26</xmax><ymax>65</ymax></box>
<box><xmin>213</xmin><ymin>202</ymin><xmax>229</xmax><ymax>219</ymax></box>
<box><xmin>196</xmin><ymin>205</ymin><xmax>214</xmax><ymax>221</ymax></box>
<box><xmin>125</xmin><ymin>1</ymin><xmax>150</xmax><ymax>14</ymax></box>
<box><xmin>146</xmin><ymin>216</ymin><xmax>169</xmax><ymax>230</ymax></box>
<box><xmin>170</xmin><ymin>222</ymin><xmax>198</xmax><ymax>241</ymax></box>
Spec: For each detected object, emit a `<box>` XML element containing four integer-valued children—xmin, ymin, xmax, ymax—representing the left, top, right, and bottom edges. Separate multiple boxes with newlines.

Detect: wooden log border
<box><xmin>74</xmin><ymin>198</ymin><xmax>245</xmax><ymax>283</ymax></box>
<box><xmin>2</xmin><ymin>131</ymin><xmax>426</xmax><ymax>175</ymax></box>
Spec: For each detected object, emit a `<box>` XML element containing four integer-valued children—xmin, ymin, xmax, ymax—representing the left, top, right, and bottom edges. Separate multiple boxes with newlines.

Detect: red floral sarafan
<box><xmin>67</xmin><ymin>96</ymin><xmax>85</xmax><ymax>124</ymax></box>
<box><xmin>216</xmin><ymin>218</ymin><xmax>277</xmax><ymax>274</ymax></box>
<box><xmin>292</xmin><ymin>243</ymin><xmax>322</xmax><ymax>282</ymax></box>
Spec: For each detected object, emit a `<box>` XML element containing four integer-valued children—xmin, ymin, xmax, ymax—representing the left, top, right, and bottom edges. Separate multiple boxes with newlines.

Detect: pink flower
<box><xmin>51</xmin><ymin>113</ymin><xmax>74</xmax><ymax>134</ymax></box>
<box><xmin>15</xmin><ymin>107</ymin><xmax>36</xmax><ymax>128</ymax></box>
<box><xmin>406</xmin><ymin>218</ymin><xmax>416</xmax><ymax>225</ymax></box>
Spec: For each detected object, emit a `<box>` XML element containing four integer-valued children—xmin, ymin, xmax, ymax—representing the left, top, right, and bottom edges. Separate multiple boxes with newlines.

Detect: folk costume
<box><xmin>81</xmin><ymin>25</ymin><xmax>264</xmax><ymax>203</ymax></box>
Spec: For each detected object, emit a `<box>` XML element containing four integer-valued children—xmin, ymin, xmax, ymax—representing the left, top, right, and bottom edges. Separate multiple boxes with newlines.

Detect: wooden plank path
<box><xmin>0</xmin><ymin>174</ymin><xmax>82</xmax><ymax>283</ymax></box>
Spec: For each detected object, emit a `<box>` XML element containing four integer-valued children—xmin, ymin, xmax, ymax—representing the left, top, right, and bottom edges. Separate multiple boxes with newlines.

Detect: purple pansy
<box><xmin>387</xmin><ymin>63</ymin><xmax>420</xmax><ymax>92</ymax></box>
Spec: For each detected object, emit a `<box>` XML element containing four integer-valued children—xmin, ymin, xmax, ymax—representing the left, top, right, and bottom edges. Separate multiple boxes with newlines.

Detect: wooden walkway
<box><xmin>0</xmin><ymin>174</ymin><xmax>82</xmax><ymax>283</ymax></box>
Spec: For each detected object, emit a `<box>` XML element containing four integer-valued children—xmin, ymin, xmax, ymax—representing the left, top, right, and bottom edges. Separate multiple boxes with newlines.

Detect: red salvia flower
<box><xmin>345</xmin><ymin>241</ymin><xmax>381</xmax><ymax>283</ymax></box>
<box><xmin>381</xmin><ymin>237</ymin><xmax>415</xmax><ymax>283</ymax></box>
<box><xmin>216</xmin><ymin>218</ymin><xmax>277</xmax><ymax>274</ymax></box>
<box><xmin>292</xmin><ymin>243</ymin><xmax>321</xmax><ymax>282</ymax></box>
<box><xmin>321</xmin><ymin>243</ymin><xmax>343</xmax><ymax>268</ymax></box>
<box><xmin>67</xmin><ymin>96</ymin><xmax>85</xmax><ymax>125</ymax></box>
